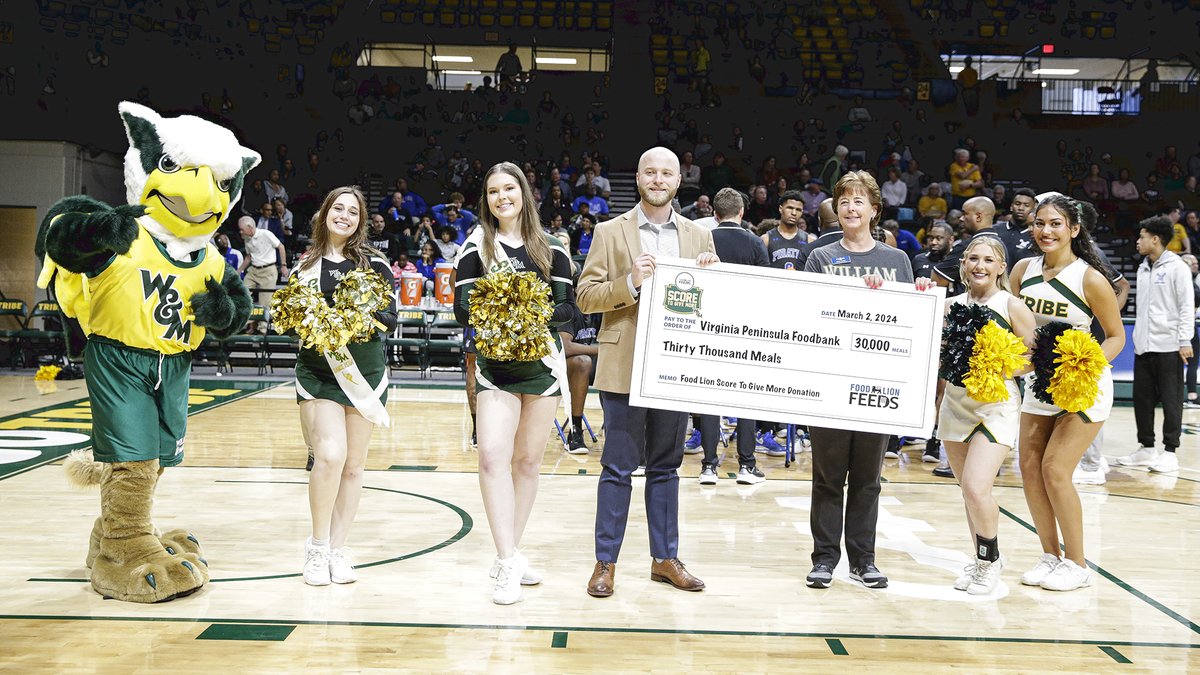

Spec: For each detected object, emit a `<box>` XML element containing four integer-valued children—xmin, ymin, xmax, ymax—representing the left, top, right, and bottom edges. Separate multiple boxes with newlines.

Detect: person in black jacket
<box><xmin>697</xmin><ymin>188</ymin><xmax>771</xmax><ymax>486</ymax></box>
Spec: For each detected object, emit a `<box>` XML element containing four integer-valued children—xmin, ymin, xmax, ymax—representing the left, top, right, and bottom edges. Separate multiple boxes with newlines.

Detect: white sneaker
<box><xmin>698</xmin><ymin>465</ymin><xmax>718</xmax><ymax>485</ymax></box>
<box><xmin>1117</xmin><ymin>445</ymin><xmax>1161</xmax><ymax>468</ymax></box>
<box><xmin>489</xmin><ymin>552</ymin><xmax>542</xmax><ymax>586</ymax></box>
<box><xmin>967</xmin><ymin>557</ymin><xmax>1004</xmax><ymax>595</ymax></box>
<box><xmin>1100</xmin><ymin>457</ymin><xmax>1110</xmax><ymax>473</ymax></box>
<box><xmin>883</xmin><ymin>448</ymin><xmax>900</xmax><ymax>459</ymax></box>
<box><xmin>492</xmin><ymin>553</ymin><xmax>527</xmax><ymax>605</ymax></box>
<box><xmin>953</xmin><ymin>560</ymin><xmax>977</xmax><ymax>591</ymax></box>
<box><xmin>1072</xmin><ymin>464</ymin><xmax>1106</xmax><ymax>485</ymax></box>
<box><xmin>303</xmin><ymin>538</ymin><xmax>331</xmax><ymax>586</ymax></box>
<box><xmin>736</xmin><ymin>465</ymin><xmax>765</xmax><ymax>484</ymax></box>
<box><xmin>329</xmin><ymin>547</ymin><xmax>358</xmax><ymax>584</ymax></box>
<box><xmin>1039</xmin><ymin>559</ymin><xmax>1092</xmax><ymax>591</ymax></box>
<box><xmin>1020</xmin><ymin>553</ymin><xmax>1061</xmax><ymax>586</ymax></box>
<box><xmin>1148</xmin><ymin>451</ymin><xmax>1180</xmax><ymax>473</ymax></box>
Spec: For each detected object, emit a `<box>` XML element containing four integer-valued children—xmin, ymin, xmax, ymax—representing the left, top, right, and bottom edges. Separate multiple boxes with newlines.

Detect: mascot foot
<box><xmin>91</xmin><ymin>533</ymin><xmax>207</xmax><ymax>603</ymax></box>
<box><xmin>90</xmin><ymin>459</ymin><xmax>208</xmax><ymax>603</ymax></box>
<box><xmin>86</xmin><ymin>517</ymin><xmax>102</xmax><ymax>569</ymax></box>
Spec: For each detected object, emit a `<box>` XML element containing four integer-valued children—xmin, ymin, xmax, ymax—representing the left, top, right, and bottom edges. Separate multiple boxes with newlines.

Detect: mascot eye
<box><xmin>217</xmin><ymin>178</ymin><xmax>232</xmax><ymax>192</ymax></box>
<box><xmin>158</xmin><ymin>154</ymin><xmax>180</xmax><ymax>173</ymax></box>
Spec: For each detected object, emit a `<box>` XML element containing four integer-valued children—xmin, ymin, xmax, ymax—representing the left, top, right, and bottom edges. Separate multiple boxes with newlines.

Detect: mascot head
<box><xmin>119</xmin><ymin>101</ymin><xmax>261</xmax><ymax>259</ymax></box>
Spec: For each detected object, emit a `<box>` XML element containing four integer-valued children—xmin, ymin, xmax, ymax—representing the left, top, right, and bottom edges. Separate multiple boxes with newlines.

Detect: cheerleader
<box><xmin>1009</xmin><ymin>196</ymin><xmax>1124</xmax><ymax>592</ymax></box>
<box><xmin>938</xmin><ymin>237</ymin><xmax>1036</xmax><ymax>594</ymax></box>
<box><xmin>293</xmin><ymin>186</ymin><xmax>397</xmax><ymax>586</ymax></box>
<box><xmin>454</xmin><ymin>162</ymin><xmax>575</xmax><ymax>605</ymax></box>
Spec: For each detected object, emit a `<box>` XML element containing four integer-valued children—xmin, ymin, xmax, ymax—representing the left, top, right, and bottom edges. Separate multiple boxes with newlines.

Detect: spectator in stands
<box><xmin>214</xmin><ymin>233</ymin><xmax>243</xmax><ymax>271</ymax></box>
<box><xmin>912</xmin><ymin>221</ymin><xmax>952</xmax><ymax>278</ymax></box>
<box><xmin>256</xmin><ymin>201</ymin><xmax>284</xmax><ymax>240</ymax></box>
<box><xmin>1174</xmin><ymin>176</ymin><xmax>1200</xmax><ymax>212</ymax></box>
<box><xmin>273</xmin><ymin>197</ymin><xmax>294</xmax><ymax>240</ymax></box>
<box><xmin>818</xmin><ymin>145</ymin><xmax>848</xmax><ymax>189</ymax></box>
<box><xmin>434</xmin><ymin>196</ymin><xmax>478</xmax><ymax>237</ymax></box>
<box><xmin>693</xmin><ymin>40</ymin><xmax>711</xmax><ymax>80</ymax></box>
<box><xmin>1082</xmin><ymin>164</ymin><xmax>1109</xmax><ymax>201</ymax></box>
<box><xmin>882</xmin><ymin>219</ymin><xmax>920</xmax><ymax>259</ymax></box>
<box><xmin>1111</xmin><ymin>168</ymin><xmax>1139</xmax><ymax>202</ymax></box>
<box><xmin>678</xmin><ymin>150</ymin><xmax>702</xmax><ymax>204</ymax></box>
<box><xmin>413</xmin><ymin>214</ymin><xmax>436</xmax><ymax>253</ymax></box>
<box><xmin>1166</xmin><ymin>207</ymin><xmax>1190</xmax><ymax>255</ymax></box>
<box><xmin>847</xmin><ymin>95</ymin><xmax>872</xmax><ymax>124</ymax></box>
<box><xmin>746</xmin><ymin>185</ymin><xmax>778</xmax><ymax>225</ymax></box>
<box><xmin>434</xmin><ymin>226</ymin><xmax>461</xmax><ymax>261</ymax></box>
<box><xmin>901</xmin><ymin>160</ymin><xmax>926</xmax><ymax>207</ymax></box>
<box><xmin>881</xmin><ymin>167</ymin><xmax>907</xmax><ymax>220</ymax></box>
<box><xmin>1143</xmin><ymin>173</ymin><xmax>1164</xmax><ymax>210</ymax></box>
<box><xmin>572</xmin><ymin>183</ymin><xmax>610</xmax><ymax>217</ymax></box>
<box><xmin>540</xmin><ymin>184</ymin><xmax>573</xmax><ymax>226</ymax></box>
<box><xmin>681</xmin><ymin>194</ymin><xmax>713</xmax><ymax>222</ymax></box>
<box><xmin>381</xmin><ymin>192</ymin><xmax>412</xmax><ymax>234</ymax></box>
<box><xmin>799</xmin><ymin>179</ymin><xmax>828</xmax><ymax>232</ymax></box>
<box><xmin>1155</xmin><ymin>144</ymin><xmax>1180</xmax><ymax>178</ymax></box>
<box><xmin>367</xmin><ymin>213</ymin><xmax>403</xmax><ymax>263</ymax></box>
<box><xmin>544</xmin><ymin>167</ymin><xmax>573</xmax><ymax>203</ymax></box>
<box><xmin>694</xmin><ymin>134</ymin><xmax>714</xmax><ymax>161</ymax></box>
<box><xmin>1185</xmin><ymin>210</ymin><xmax>1200</xmax><ymax>254</ymax></box>
<box><xmin>414</xmin><ymin>241</ymin><xmax>442</xmax><ymax>294</ymax></box>
<box><xmin>948</xmin><ymin>148</ymin><xmax>983</xmax><ymax>210</ymax></box>
<box><xmin>237</xmin><ymin>216</ymin><xmax>287</xmax><ymax>333</ymax></box>
<box><xmin>757</xmin><ymin>156</ymin><xmax>780</xmax><ymax>186</ymax></box>
<box><xmin>701</xmin><ymin>152</ymin><xmax>733</xmax><ymax>195</ymax></box>
<box><xmin>546</xmin><ymin>213</ymin><xmax>570</xmax><ymax>239</ymax></box>
<box><xmin>919</xmin><ymin>183</ymin><xmax>948</xmax><ymax>219</ymax></box>
<box><xmin>1119</xmin><ymin>216</ymin><xmax>1193</xmax><ymax>476</ymax></box>
<box><xmin>572</xmin><ymin>214</ymin><xmax>596</xmax><ymax>255</ymax></box>
<box><xmin>435</xmin><ymin>206</ymin><xmax>471</xmax><ymax>243</ymax></box>
<box><xmin>588</xmin><ymin>161</ymin><xmax>612</xmax><ymax>197</ymax></box>
<box><xmin>379</xmin><ymin>179</ymin><xmax>428</xmax><ymax>218</ymax></box>
<box><xmin>957</xmin><ymin>56</ymin><xmax>979</xmax><ymax>116</ymax></box>
<box><xmin>265</xmin><ymin>168</ymin><xmax>289</xmax><ymax>204</ymax></box>
<box><xmin>242</xmin><ymin>178</ymin><xmax>266</xmax><ymax>216</ymax></box>
<box><xmin>991</xmin><ymin>184</ymin><xmax>1010</xmax><ymax>216</ymax></box>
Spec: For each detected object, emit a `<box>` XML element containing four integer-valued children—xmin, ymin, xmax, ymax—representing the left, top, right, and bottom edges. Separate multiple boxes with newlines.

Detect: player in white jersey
<box><xmin>1008</xmin><ymin>196</ymin><xmax>1125</xmax><ymax>592</ymax></box>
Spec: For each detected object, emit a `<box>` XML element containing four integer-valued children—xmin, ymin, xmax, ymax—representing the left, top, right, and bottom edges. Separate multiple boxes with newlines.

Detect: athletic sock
<box><xmin>572</xmin><ymin>415</ymin><xmax>584</xmax><ymax>434</ymax></box>
<box><xmin>1165</xmin><ymin>447</ymin><xmax>1176</xmax><ymax>453</ymax></box>
<box><xmin>976</xmin><ymin>534</ymin><xmax>999</xmax><ymax>562</ymax></box>
<box><xmin>311</xmin><ymin>537</ymin><xmax>330</xmax><ymax>549</ymax></box>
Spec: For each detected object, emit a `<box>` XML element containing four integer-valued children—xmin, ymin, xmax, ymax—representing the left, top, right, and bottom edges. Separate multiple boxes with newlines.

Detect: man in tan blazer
<box><xmin>576</xmin><ymin>147</ymin><xmax>718</xmax><ymax>598</ymax></box>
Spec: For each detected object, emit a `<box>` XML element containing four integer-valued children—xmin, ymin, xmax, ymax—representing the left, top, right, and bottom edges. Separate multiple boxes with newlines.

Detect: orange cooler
<box><xmin>400</xmin><ymin>273</ymin><xmax>423</xmax><ymax>306</ymax></box>
<box><xmin>434</xmin><ymin>262</ymin><xmax>454</xmax><ymax>304</ymax></box>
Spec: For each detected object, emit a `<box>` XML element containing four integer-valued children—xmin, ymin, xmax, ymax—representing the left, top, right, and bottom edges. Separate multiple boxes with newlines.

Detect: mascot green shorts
<box><xmin>85</xmin><ymin>337</ymin><xmax>192</xmax><ymax>467</ymax></box>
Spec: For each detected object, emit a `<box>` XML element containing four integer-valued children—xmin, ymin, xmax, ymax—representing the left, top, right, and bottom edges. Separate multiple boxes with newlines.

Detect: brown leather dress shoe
<box><xmin>650</xmin><ymin>558</ymin><xmax>705</xmax><ymax>591</ymax></box>
<box><xmin>587</xmin><ymin>560</ymin><xmax>616</xmax><ymax>597</ymax></box>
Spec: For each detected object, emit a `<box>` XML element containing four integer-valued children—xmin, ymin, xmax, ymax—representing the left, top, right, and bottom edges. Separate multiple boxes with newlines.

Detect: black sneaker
<box><xmin>932</xmin><ymin>465</ymin><xmax>955</xmax><ymax>478</ymax></box>
<box><xmin>567</xmin><ymin>428</ymin><xmax>589</xmax><ymax>455</ymax></box>
<box><xmin>806</xmin><ymin>563</ymin><xmax>834</xmax><ymax>588</ymax></box>
<box><xmin>850</xmin><ymin>562</ymin><xmax>888</xmax><ymax>588</ymax></box>
<box><xmin>923</xmin><ymin>437</ymin><xmax>941</xmax><ymax>463</ymax></box>
<box><xmin>736</xmin><ymin>465</ymin><xmax>765</xmax><ymax>484</ymax></box>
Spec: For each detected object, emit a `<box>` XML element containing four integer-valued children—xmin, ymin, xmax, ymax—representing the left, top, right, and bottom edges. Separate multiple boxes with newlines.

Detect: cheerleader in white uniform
<box><xmin>1009</xmin><ymin>196</ymin><xmax>1125</xmax><ymax>592</ymax></box>
<box><xmin>939</xmin><ymin>237</ymin><xmax>1036</xmax><ymax>595</ymax></box>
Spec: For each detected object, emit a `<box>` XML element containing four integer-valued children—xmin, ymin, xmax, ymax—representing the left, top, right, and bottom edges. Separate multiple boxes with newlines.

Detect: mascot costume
<box><xmin>36</xmin><ymin>102</ymin><xmax>260</xmax><ymax>602</ymax></box>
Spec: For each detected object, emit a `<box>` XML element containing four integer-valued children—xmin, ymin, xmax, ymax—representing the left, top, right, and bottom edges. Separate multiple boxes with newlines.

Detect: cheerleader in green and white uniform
<box><xmin>293</xmin><ymin>186</ymin><xmax>397</xmax><ymax>588</ymax></box>
<box><xmin>453</xmin><ymin>162</ymin><xmax>575</xmax><ymax>605</ymax></box>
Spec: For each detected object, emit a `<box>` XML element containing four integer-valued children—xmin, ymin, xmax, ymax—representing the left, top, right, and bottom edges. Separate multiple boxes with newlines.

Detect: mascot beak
<box><xmin>141</xmin><ymin>165</ymin><xmax>230</xmax><ymax>238</ymax></box>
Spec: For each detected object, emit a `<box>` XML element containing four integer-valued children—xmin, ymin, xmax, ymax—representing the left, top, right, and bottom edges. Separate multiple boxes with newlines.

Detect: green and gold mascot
<box><xmin>37</xmin><ymin>102</ymin><xmax>260</xmax><ymax>602</ymax></box>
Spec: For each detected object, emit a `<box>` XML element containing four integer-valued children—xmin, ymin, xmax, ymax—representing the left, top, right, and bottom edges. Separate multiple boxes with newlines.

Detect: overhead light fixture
<box><xmin>1031</xmin><ymin>68</ymin><xmax>1079</xmax><ymax>75</ymax></box>
<box><xmin>444</xmin><ymin>70</ymin><xmax>482</xmax><ymax>75</ymax></box>
<box><xmin>536</xmin><ymin>57</ymin><xmax>577</xmax><ymax>65</ymax></box>
<box><xmin>432</xmin><ymin>55</ymin><xmax>473</xmax><ymax>63</ymax></box>
<box><xmin>948</xmin><ymin>66</ymin><xmax>964</xmax><ymax>74</ymax></box>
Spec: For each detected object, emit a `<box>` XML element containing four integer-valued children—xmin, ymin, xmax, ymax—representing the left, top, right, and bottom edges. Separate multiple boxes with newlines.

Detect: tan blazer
<box><xmin>577</xmin><ymin>207</ymin><xmax>716</xmax><ymax>394</ymax></box>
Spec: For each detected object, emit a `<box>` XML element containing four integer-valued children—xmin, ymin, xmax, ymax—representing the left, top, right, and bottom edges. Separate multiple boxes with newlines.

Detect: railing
<box><xmin>1038</xmin><ymin>78</ymin><xmax>1197</xmax><ymax>116</ymax></box>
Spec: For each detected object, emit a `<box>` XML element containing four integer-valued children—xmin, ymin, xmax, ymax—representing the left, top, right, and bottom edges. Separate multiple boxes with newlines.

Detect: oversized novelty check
<box><xmin>629</xmin><ymin>258</ymin><xmax>946</xmax><ymax>436</ymax></box>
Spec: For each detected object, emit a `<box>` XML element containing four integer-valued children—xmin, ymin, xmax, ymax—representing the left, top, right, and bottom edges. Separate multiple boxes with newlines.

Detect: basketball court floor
<box><xmin>0</xmin><ymin>372</ymin><xmax>1197</xmax><ymax>672</ymax></box>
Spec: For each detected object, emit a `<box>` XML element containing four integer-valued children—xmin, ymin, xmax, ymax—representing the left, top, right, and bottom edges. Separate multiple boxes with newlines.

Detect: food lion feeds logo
<box><xmin>848</xmin><ymin>382</ymin><xmax>901</xmax><ymax>409</ymax></box>
<box><xmin>663</xmin><ymin>272</ymin><xmax>702</xmax><ymax>316</ymax></box>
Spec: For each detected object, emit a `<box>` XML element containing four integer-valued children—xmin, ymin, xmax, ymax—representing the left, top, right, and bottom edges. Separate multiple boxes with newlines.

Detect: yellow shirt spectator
<box><xmin>1168</xmin><ymin>222</ymin><xmax>1189</xmax><ymax>253</ymax></box>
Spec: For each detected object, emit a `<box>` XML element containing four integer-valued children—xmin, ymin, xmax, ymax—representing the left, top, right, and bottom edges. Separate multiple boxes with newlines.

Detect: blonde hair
<box><xmin>960</xmin><ymin>236</ymin><xmax>1010</xmax><ymax>292</ymax></box>
<box><xmin>832</xmin><ymin>170</ymin><xmax>883</xmax><ymax>227</ymax></box>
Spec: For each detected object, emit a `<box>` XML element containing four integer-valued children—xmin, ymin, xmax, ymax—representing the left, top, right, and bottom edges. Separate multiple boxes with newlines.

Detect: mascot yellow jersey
<box><xmin>85</xmin><ymin>224</ymin><xmax>226</xmax><ymax>353</ymax></box>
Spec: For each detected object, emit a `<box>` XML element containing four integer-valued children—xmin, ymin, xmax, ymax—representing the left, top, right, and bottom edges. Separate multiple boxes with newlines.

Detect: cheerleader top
<box><xmin>950</xmin><ymin>289</ymin><xmax>1015</xmax><ymax>332</ymax></box>
<box><xmin>1018</xmin><ymin>257</ymin><xmax>1093</xmax><ymax>332</ymax></box>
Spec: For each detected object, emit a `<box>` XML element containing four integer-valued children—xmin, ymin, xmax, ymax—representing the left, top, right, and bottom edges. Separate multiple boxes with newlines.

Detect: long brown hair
<box><xmin>297</xmin><ymin>186</ymin><xmax>381</xmax><ymax>273</ymax></box>
<box><xmin>477</xmin><ymin>161</ymin><xmax>552</xmax><ymax>277</ymax></box>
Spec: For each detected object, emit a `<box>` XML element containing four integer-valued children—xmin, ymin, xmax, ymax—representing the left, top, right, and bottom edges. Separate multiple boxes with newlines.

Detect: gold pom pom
<box><xmin>270</xmin><ymin>269</ymin><xmax>391</xmax><ymax>354</ymax></box>
<box><xmin>333</xmin><ymin>268</ymin><xmax>391</xmax><ymax>343</ymax></box>
<box><xmin>34</xmin><ymin>365</ymin><xmax>61</xmax><ymax>381</ymax></box>
<box><xmin>962</xmin><ymin>321</ymin><xmax>1029</xmax><ymax>403</ymax></box>
<box><xmin>1047</xmin><ymin>328</ymin><xmax>1107</xmax><ymax>413</ymax></box>
<box><xmin>469</xmin><ymin>271</ymin><xmax>554</xmax><ymax>362</ymax></box>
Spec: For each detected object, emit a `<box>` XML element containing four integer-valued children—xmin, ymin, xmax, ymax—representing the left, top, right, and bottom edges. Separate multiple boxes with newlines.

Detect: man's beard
<box><xmin>638</xmin><ymin>183</ymin><xmax>676</xmax><ymax>207</ymax></box>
